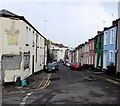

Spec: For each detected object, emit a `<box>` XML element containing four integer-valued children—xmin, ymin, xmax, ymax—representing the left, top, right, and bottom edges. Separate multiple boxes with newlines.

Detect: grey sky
<box><xmin>0</xmin><ymin>0</ymin><xmax>119</xmax><ymax>48</ymax></box>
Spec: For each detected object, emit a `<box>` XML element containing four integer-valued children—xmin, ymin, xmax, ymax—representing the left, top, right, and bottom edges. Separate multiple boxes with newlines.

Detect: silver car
<box><xmin>45</xmin><ymin>63</ymin><xmax>56</xmax><ymax>73</ymax></box>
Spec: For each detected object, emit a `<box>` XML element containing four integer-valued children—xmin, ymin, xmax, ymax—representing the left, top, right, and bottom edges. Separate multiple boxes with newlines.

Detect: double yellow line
<box><xmin>98</xmin><ymin>76</ymin><xmax>120</xmax><ymax>86</ymax></box>
<box><xmin>38</xmin><ymin>73</ymin><xmax>52</xmax><ymax>90</ymax></box>
<box><xmin>33</xmin><ymin>73</ymin><xmax>52</xmax><ymax>92</ymax></box>
<box><xmin>20</xmin><ymin>73</ymin><xmax>52</xmax><ymax>105</ymax></box>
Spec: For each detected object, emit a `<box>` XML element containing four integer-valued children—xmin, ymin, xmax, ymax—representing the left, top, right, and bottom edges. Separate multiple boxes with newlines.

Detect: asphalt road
<box><xmin>2</xmin><ymin>63</ymin><xmax>120</xmax><ymax>105</ymax></box>
<box><xmin>26</xmin><ymin>63</ymin><xmax>120</xmax><ymax>105</ymax></box>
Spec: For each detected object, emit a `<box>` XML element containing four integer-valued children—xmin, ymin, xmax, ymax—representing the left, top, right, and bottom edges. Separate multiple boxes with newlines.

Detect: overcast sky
<box><xmin>0</xmin><ymin>0</ymin><xmax>119</xmax><ymax>48</ymax></box>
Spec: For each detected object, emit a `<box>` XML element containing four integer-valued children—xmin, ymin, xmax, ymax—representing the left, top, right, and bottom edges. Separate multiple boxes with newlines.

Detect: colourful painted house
<box><xmin>94</xmin><ymin>31</ymin><xmax>104</xmax><ymax>70</ymax></box>
<box><xmin>103</xmin><ymin>20</ymin><xmax>118</xmax><ymax>71</ymax></box>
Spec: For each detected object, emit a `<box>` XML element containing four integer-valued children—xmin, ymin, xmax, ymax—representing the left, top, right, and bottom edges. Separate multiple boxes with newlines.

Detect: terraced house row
<box><xmin>0</xmin><ymin>9</ymin><xmax>47</xmax><ymax>83</ymax></box>
<box><xmin>70</xmin><ymin>18</ymin><xmax>120</xmax><ymax>75</ymax></box>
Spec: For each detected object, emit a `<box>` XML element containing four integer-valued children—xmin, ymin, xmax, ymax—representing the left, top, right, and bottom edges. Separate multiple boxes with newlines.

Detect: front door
<box><xmin>94</xmin><ymin>53</ymin><xmax>97</xmax><ymax>68</ymax></box>
<box><xmin>32</xmin><ymin>55</ymin><xmax>34</xmax><ymax>74</ymax></box>
<box><xmin>103</xmin><ymin>51</ymin><xmax>107</xmax><ymax>69</ymax></box>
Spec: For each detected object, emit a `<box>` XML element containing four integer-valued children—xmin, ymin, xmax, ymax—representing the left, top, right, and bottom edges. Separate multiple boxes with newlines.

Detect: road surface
<box><xmin>2</xmin><ymin>63</ymin><xmax>120</xmax><ymax>105</ymax></box>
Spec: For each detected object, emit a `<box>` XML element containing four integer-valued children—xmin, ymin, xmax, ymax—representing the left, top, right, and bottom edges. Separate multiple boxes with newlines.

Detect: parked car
<box><xmin>70</xmin><ymin>63</ymin><xmax>83</xmax><ymax>70</ymax></box>
<box><xmin>66</xmin><ymin>62</ymin><xmax>71</xmax><ymax>67</ymax></box>
<box><xmin>60</xmin><ymin>59</ymin><xmax>64</xmax><ymax>63</ymax></box>
<box><xmin>63</xmin><ymin>61</ymin><xmax>67</xmax><ymax>66</ymax></box>
<box><xmin>53</xmin><ymin>62</ymin><xmax>59</xmax><ymax>70</ymax></box>
<box><xmin>45</xmin><ymin>63</ymin><xmax>56</xmax><ymax>73</ymax></box>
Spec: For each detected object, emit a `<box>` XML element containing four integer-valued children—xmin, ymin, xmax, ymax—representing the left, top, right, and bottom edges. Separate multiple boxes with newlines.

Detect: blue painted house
<box><xmin>103</xmin><ymin>21</ymin><xmax>118</xmax><ymax>70</ymax></box>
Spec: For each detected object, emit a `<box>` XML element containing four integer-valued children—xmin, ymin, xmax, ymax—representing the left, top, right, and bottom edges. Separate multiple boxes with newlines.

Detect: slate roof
<box><xmin>0</xmin><ymin>9</ymin><xmax>20</xmax><ymax>17</ymax></box>
<box><xmin>52</xmin><ymin>42</ymin><xmax>68</xmax><ymax>48</ymax></box>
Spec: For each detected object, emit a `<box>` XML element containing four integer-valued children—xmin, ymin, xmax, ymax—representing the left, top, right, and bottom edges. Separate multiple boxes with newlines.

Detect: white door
<box><xmin>103</xmin><ymin>51</ymin><xmax>107</xmax><ymax>69</ymax></box>
<box><xmin>94</xmin><ymin>53</ymin><xmax>97</xmax><ymax>68</ymax></box>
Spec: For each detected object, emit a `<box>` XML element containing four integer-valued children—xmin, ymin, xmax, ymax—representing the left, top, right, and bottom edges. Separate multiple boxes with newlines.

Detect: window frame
<box><xmin>109</xmin><ymin>50</ymin><xmax>114</xmax><ymax>63</ymax></box>
<box><xmin>24</xmin><ymin>51</ymin><xmax>30</xmax><ymax>70</ymax></box>
<box><xmin>110</xmin><ymin>28</ymin><xmax>114</xmax><ymax>44</ymax></box>
<box><xmin>26</xmin><ymin>26</ymin><xmax>29</xmax><ymax>46</ymax></box>
<box><xmin>104</xmin><ymin>31</ymin><xmax>108</xmax><ymax>45</ymax></box>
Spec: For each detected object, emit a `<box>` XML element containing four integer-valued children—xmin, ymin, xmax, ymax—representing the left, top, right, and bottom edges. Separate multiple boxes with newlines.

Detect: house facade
<box><xmin>78</xmin><ymin>45</ymin><xmax>82</xmax><ymax>63</ymax></box>
<box><xmin>0</xmin><ymin>9</ymin><xmax>47</xmax><ymax>83</ymax></box>
<box><xmin>84</xmin><ymin>42</ymin><xmax>89</xmax><ymax>65</ymax></box>
<box><xmin>103</xmin><ymin>22</ymin><xmax>117</xmax><ymax>70</ymax></box>
<box><xmin>74</xmin><ymin>47</ymin><xmax>79</xmax><ymax>63</ymax></box>
<box><xmin>88</xmin><ymin>38</ymin><xmax>94</xmax><ymax>65</ymax></box>
<box><xmin>81</xmin><ymin>43</ymin><xmax>85</xmax><ymax>65</ymax></box>
<box><xmin>116</xmin><ymin>19</ymin><xmax>120</xmax><ymax>74</ymax></box>
<box><xmin>70</xmin><ymin>50</ymin><xmax>75</xmax><ymax>63</ymax></box>
<box><xmin>49</xmin><ymin>42</ymin><xmax>68</xmax><ymax>62</ymax></box>
<box><xmin>94</xmin><ymin>31</ymin><xmax>104</xmax><ymax>70</ymax></box>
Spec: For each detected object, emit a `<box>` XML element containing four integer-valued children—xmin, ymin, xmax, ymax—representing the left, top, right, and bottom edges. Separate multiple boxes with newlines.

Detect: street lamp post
<box><xmin>43</xmin><ymin>20</ymin><xmax>47</xmax><ymax>35</ymax></box>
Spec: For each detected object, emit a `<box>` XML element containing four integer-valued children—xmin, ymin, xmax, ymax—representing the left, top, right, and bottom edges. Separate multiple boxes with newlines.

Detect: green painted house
<box><xmin>94</xmin><ymin>31</ymin><xmax>104</xmax><ymax>70</ymax></box>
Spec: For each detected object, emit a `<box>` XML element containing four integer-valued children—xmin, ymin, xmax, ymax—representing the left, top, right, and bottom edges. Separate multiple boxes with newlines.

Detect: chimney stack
<box><xmin>112</xmin><ymin>20</ymin><xmax>118</xmax><ymax>26</ymax></box>
<box><xmin>97</xmin><ymin>31</ymin><xmax>103</xmax><ymax>35</ymax></box>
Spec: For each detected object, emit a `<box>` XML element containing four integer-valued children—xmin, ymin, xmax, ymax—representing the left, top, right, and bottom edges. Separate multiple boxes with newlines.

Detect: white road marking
<box><xmin>20</xmin><ymin>92</ymin><xmax>33</xmax><ymax>105</ymax></box>
<box><xmin>20</xmin><ymin>73</ymin><xmax>52</xmax><ymax>105</ymax></box>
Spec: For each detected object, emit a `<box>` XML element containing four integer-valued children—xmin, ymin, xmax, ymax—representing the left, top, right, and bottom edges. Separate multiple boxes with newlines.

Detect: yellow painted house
<box><xmin>0</xmin><ymin>9</ymin><xmax>47</xmax><ymax>83</ymax></box>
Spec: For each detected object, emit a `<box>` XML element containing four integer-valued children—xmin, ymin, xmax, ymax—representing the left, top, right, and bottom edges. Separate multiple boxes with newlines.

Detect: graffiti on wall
<box><xmin>5</xmin><ymin>21</ymin><xmax>19</xmax><ymax>45</ymax></box>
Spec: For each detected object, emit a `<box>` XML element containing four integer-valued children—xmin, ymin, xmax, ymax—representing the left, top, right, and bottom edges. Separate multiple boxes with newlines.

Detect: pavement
<box><xmin>2</xmin><ymin>70</ymin><xmax>50</xmax><ymax>95</ymax></box>
<box><xmin>86</xmin><ymin>69</ymin><xmax>120</xmax><ymax>86</ymax></box>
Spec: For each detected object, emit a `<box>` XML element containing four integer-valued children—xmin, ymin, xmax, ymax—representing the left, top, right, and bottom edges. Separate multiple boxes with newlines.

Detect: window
<box><xmin>89</xmin><ymin>43</ymin><xmax>91</xmax><ymax>50</ymax></box>
<box><xmin>96</xmin><ymin>38</ymin><xmax>99</xmax><ymax>49</ymax></box>
<box><xmin>109</xmin><ymin>50</ymin><xmax>114</xmax><ymax>62</ymax></box>
<box><xmin>104</xmin><ymin>31</ymin><xmax>108</xmax><ymax>45</ymax></box>
<box><xmin>24</xmin><ymin>52</ymin><xmax>30</xmax><ymax>69</ymax></box>
<box><xmin>26</xmin><ymin>26</ymin><xmax>29</xmax><ymax>46</ymax></box>
<box><xmin>110</xmin><ymin>28</ymin><xmax>114</xmax><ymax>44</ymax></box>
<box><xmin>36</xmin><ymin>35</ymin><xmax>38</xmax><ymax>63</ymax></box>
<box><xmin>92</xmin><ymin>56</ymin><xmax>93</xmax><ymax>64</ymax></box>
<box><xmin>32</xmin><ymin>31</ymin><xmax>35</xmax><ymax>47</ymax></box>
<box><xmin>36</xmin><ymin>34</ymin><xmax>38</xmax><ymax>45</ymax></box>
<box><xmin>89</xmin><ymin>56</ymin><xmax>91</xmax><ymax>64</ymax></box>
<box><xmin>92</xmin><ymin>42</ymin><xmax>94</xmax><ymax>50</ymax></box>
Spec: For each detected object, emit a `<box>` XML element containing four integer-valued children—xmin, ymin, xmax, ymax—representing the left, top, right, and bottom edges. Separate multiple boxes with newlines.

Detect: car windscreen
<box><xmin>73</xmin><ymin>63</ymin><xmax>80</xmax><ymax>65</ymax></box>
<box><xmin>48</xmin><ymin>63</ymin><xmax>54</xmax><ymax>66</ymax></box>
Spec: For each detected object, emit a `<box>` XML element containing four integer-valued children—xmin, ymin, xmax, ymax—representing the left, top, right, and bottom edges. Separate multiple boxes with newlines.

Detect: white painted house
<box><xmin>0</xmin><ymin>9</ymin><xmax>47</xmax><ymax>83</ymax></box>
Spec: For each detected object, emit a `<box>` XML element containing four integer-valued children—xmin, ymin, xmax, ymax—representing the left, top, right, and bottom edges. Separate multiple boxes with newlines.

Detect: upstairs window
<box><xmin>89</xmin><ymin>43</ymin><xmax>91</xmax><ymax>51</ymax></box>
<box><xmin>26</xmin><ymin>26</ymin><xmax>29</xmax><ymax>46</ymax></box>
<box><xmin>32</xmin><ymin>31</ymin><xmax>35</xmax><ymax>47</ymax></box>
<box><xmin>92</xmin><ymin>42</ymin><xmax>94</xmax><ymax>50</ymax></box>
<box><xmin>110</xmin><ymin>28</ymin><xmax>114</xmax><ymax>44</ymax></box>
<box><xmin>104</xmin><ymin>31</ymin><xmax>108</xmax><ymax>45</ymax></box>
